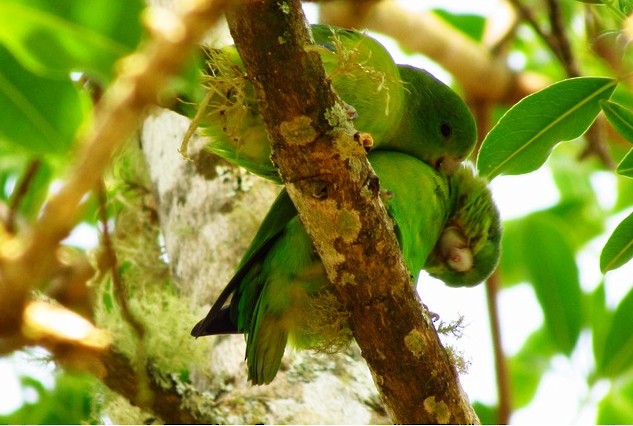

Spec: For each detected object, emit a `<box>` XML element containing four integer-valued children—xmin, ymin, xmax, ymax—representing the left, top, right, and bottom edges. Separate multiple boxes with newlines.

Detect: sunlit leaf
<box><xmin>599</xmin><ymin>286</ymin><xmax>633</xmax><ymax>377</ymax></box>
<box><xmin>477</xmin><ymin>77</ymin><xmax>617</xmax><ymax>179</ymax></box>
<box><xmin>0</xmin><ymin>46</ymin><xmax>86</xmax><ymax>155</ymax></box>
<box><xmin>600</xmin><ymin>210</ymin><xmax>633</xmax><ymax>273</ymax></box>
<box><xmin>0</xmin><ymin>0</ymin><xmax>144</xmax><ymax>82</ymax></box>
<box><xmin>591</xmin><ymin>282</ymin><xmax>611</xmax><ymax>371</ymax></box>
<box><xmin>472</xmin><ymin>402</ymin><xmax>498</xmax><ymax>425</ymax></box>
<box><xmin>510</xmin><ymin>327</ymin><xmax>556</xmax><ymax>408</ymax></box>
<box><xmin>620</xmin><ymin>0</ymin><xmax>633</xmax><ymax>14</ymax></box>
<box><xmin>617</xmin><ymin>148</ymin><xmax>633</xmax><ymax>177</ymax></box>
<box><xmin>601</xmin><ymin>100</ymin><xmax>633</xmax><ymax>144</ymax></box>
<box><xmin>522</xmin><ymin>212</ymin><xmax>583</xmax><ymax>354</ymax></box>
<box><xmin>597</xmin><ymin>374</ymin><xmax>633</xmax><ymax>423</ymax></box>
<box><xmin>498</xmin><ymin>219</ymin><xmax>527</xmax><ymax>287</ymax></box>
<box><xmin>0</xmin><ymin>372</ymin><xmax>97</xmax><ymax>424</ymax></box>
<box><xmin>432</xmin><ymin>10</ymin><xmax>486</xmax><ymax>41</ymax></box>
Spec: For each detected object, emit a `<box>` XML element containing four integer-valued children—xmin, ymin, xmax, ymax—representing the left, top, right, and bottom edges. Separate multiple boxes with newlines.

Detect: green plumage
<box><xmin>176</xmin><ymin>25</ymin><xmax>476</xmax><ymax>181</ymax></box>
<box><xmin>192</xmin><ymin>151</ymin><xmax>451</xmax><ymax>385</ymax></box>
<box><xmin>187</xmin><ymin>24</ymin><xmax>500</xmax><ymax>386</ymax></box>
<box><xmin>426</xmin><ymin>166</ymin><xmax>502</xmax><ymax>286</ymax></box>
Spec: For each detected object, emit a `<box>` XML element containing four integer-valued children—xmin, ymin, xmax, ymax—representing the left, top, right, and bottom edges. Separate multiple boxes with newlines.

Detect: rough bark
<box><xmin>224</xmin><ymin>1</ymin><xmax>478</xmax><ymax>423</ymax></box>
<box><xmin>140</xmin><ymin>109</ymin><xmax>389</xmax><ymax>424</ymax></box>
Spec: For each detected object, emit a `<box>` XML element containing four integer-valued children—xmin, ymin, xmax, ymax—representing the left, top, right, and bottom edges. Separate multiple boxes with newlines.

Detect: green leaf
<box><xmin>620</xmin><ymin>0</ymin><xmax>633</xmax><ymax>14</ymax></box>
<box><xmin>617</xmin><ymin>148</ymin><xmax>633</xmax><ymax>177</ymax></box>
<box><xmin>549</xmin><ymin>153</ymin><xmax>605</xmax><ymax>248</ymax></box>
<box><xmin>599</xmin><ymin>286</ymin><xmax>633</xmax><ymax>377</ymax></box>
<box><xmin>0</xmin><ymin>46</ymin><xmax>87</xmax><ymax>155</ymax></box>
<box><xmin>600</xmin><ymin>210</ymin><xmax>633</xmax><ymax>273</ymax></box>
<box><xmin>0</xmin><ymin>0</ymin><xmax>144</xmax><ymax>82</ymax></box>
<box><xmin>597</xmin><ymin>374</ymin><xmax>633</xmax><ymax>424</ymax></box>
<box><xmin>432</xmin><ymin>10</ymin><xmax>486</xmax><ymax>42</ymax></box>
<box><xmin>0</xmin><ymin>372</ymin><xmax>96</xmax><ymax>424</ymax></box>
<box><xmin>472</xmin><ymin>402</ymin><xmax>498</xmax><ymax>425</ymax></box>
<box><xmin>616</xmin><ymin>173</ymin><xmax>633</xmax><ymax>211</ymax></box>
<box><xmin>498</xmin><ymin>219</ymin><xmax>528</xmax><ymax>287</ymax></box>
<box><xmin>591</xmin><ymin>282</ymin><xmax>611</xmax><ymax>374</ymax></box>
<box><xmin>477</xmin><ymin>77</ymin><xmax>618</xmax><ymax>179</ymax></box>
<box><xmin>522</xmin><ymin>212</ymin><xmax>583</xmax><ymax>354</ymax></box>
<box><xmin>509</xmin><ymin>327</ymin><xmax>556</xmax><ymax>408</ymax></box>
<box><xmin>601</xmin><ymin>100</ymin><xmax>633</xmax><ymax>144</ymax></box>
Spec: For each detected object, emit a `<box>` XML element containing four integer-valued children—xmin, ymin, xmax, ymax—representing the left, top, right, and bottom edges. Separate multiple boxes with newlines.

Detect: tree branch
<box><xmin>99</xmin><ymin>348</ymin><xmax>214</xmax><ymax>424</ymax></box>
<box><xmin>0</xmin><ymin>0</ymin><xmax>227</xmax><ymax>335</ymax></box>
<box><xmin>225</xmin><ymin>1</ymin><xmax>477</xmax><ymax>423</ymax></box>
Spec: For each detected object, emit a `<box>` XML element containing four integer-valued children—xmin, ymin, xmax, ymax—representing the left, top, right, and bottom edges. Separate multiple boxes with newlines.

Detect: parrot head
<box><xmin>425</xmin><ymin>164</ymin><xmax>502</xmax><ymax>286</ymax></box>
<box><xmin>386</xmin><ymin>65</ymin><xmax>477</xmax><ymax>176</ymax></box>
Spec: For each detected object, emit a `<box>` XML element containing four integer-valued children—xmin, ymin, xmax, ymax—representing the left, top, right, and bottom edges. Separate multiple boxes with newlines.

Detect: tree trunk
<box><xmin>136</xmin><ymin>109</ymin><xmax>388</xmax><ymax>424</ymax></box>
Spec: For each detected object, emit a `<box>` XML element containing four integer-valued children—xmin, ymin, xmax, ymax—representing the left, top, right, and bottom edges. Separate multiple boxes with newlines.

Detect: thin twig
<box><xmin>6</xmin><ymin>159</ymin><xmax>42</xmax><ymax>234</ymax></box>
<box><xmin>471</xmin><ymin>99</ymin><xmax>512</xmax><ymax>423</ymax></box>
<box><xmin>485</xmin><ymin>270</ymin><xmax>512</xmax><ymax>425</ymax></box>
<box><xmin>507</xmin><ymin>0</ymin><xmax>561</xmax><ymax>58</ymax></box>
<box><xmin>579</xmin><ymin>115</ymin><xmax>616</xmax><ymax>169</ymax></box>
<box><xmin>99</xmin><ymin>348</ymin><xmax>215</xmax><ymax>423</ymax></box>
<box><xmin>96</xmin><ymin>181</ymin><xmax>146</xmax><ymax>339</ymax></box>
<box><xmin>547</xmin><ymin>0</ymin><xmax>581</xmax><ymax>77</ymax></box>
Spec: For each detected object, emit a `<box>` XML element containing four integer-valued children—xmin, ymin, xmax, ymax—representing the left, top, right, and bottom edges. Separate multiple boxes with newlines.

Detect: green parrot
<box><xmin>426</xmin><ymin>165</ymin><xmax>502</xmax><ymax>287</ymax></box>
<box><xmin>191</xmin><ymin>151</ymin><xmax>499</xmax><ymax>385</ymax></box>
<box><xmin>177</xmin><ymin>25</ymin><xmax>476</xmax><ymax>181</ymax></box>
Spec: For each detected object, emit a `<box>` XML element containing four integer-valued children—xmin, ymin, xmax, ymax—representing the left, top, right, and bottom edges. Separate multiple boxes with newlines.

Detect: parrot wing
<box><xmin>191</xmin><ymin>189</ymin><xmax>298</xmax><ymax>337</ymax></box>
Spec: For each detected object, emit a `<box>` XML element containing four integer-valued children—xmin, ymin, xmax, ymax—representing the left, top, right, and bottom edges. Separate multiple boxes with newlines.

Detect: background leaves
<box><xmin>0</xmin><ymin>0</ymin><xmax>144</xmax><ymax>81</ymax></box>
<box><xmin>477</xmin><ymin>77</ymin><xmax>617</xmax><ymax>179</ymax></box>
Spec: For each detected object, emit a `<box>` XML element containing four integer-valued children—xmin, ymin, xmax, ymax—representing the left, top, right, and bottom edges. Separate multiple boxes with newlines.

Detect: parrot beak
<box><xmin>436</xmin><ymin>156</ymin><xmax>462</xmax><ymax>175</ymax></box>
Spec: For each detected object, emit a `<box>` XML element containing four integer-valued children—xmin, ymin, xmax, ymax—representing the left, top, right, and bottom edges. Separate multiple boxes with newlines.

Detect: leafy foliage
<box><xmin>0</xmin><ymin>372</ymin><xmax>97</xmax><ymax>424</ymax></box>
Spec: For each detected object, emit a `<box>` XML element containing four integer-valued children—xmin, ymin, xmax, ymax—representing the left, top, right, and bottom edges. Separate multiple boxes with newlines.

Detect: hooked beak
<box><xmin>435</xmin><ymin>156</ymin><xmax>462</xmax><ymax>175</ymax></box>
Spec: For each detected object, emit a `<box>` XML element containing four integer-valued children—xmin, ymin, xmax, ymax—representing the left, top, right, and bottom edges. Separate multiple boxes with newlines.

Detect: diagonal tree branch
<box><xmin>225</xmin><ymin>1</ymin><xmax>478</xmax><ymax>423</ymax></box>
<box><xmin>0</xmin><ymin>0</ymin><xmax>227</xmax><ymax>336</ymax></box>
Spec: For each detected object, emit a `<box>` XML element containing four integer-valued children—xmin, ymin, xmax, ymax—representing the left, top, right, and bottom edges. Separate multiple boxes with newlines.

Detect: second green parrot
<box><xmin>177</xmin><ymin>25</ymin><xmax>476</xmax><ymax>181</ymax></box>
<box><xmin>192</xmin><ymin>151</ymin><xmax>501</xmax><ymax>385</ymax></box>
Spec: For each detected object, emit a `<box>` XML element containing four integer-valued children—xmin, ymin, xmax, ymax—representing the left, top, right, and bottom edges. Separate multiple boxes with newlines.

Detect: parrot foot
<box><xmin>379</xmin><ymin>189</ymin><xmax>394</xmax><ymax>203</ymax></box>
<box><xmin>354</xmin><ymin>132</ymin><xmax>374</xmax><ymax>152</ymax></box>
<box><xmin>423</xmin><ymin>303</ymin><xmax>440</xmax><ymax>322</ymax></box>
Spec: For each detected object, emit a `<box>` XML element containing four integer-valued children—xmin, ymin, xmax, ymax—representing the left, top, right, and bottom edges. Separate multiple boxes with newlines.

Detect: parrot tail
<box><xmin>191</xmin><ymin>307</ymin><xmax>240</xmax><ymax>336</ymax></box>
<box><xmin>247</xmin><ymin>316</ymin><xmax>288</xmax><ymax>385</ymax></box>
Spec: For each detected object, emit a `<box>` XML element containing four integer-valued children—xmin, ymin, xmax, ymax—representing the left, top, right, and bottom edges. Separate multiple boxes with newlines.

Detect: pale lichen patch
<box><xmin>325</xmin><ymin>102</ymin><xmax>355</xmax><ymax>132</ymax></box>
<box><xmin>289</xmin><ymin>193</ymin><xmax>345</xmax><ymax>268</ymax></box>
<box><xmin>340</xmin><ymin>271</ymin><xmax>357</xmax><ymax>286</ymax></box>
<box><xmin>279</xmin><ymin>115</ymin><xmax>317</xmax><ymax>145</ymax></box>
<box><xmin>336</xmin><ymin>208</ymin><xmax>361</xmax><ymax>243</ymax></box>
<box><xmin>404</xmin><ymin>329</ymin><xmax>425</xmax><ymax>359</ymax></box>
<box><xmin>278</xmin><ymin>1</ymin><xmax>290</xmax><ymax>14</ymax></box>
<box><xmin>423</xmin><ymin>396</ymin><xmax>451</xmax><ymax>424</ymax></box>
<box><xmin>346</xmin><ymin>157</ymin><xmax>365</xmax><ymax>182</ymax></box>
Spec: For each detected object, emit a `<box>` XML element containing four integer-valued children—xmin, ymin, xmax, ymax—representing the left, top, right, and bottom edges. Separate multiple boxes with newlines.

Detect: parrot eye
<box><xmin>440</xmin><ymin>122</ymin><xmax>452</xmax><ymax>139</ymax></box>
